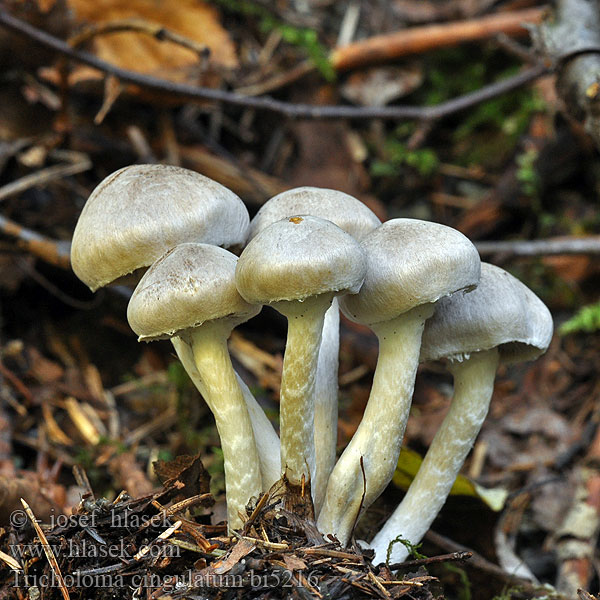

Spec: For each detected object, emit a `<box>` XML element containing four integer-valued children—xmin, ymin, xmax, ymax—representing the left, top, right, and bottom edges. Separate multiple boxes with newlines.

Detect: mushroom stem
<box><xmin>313</xmin><ymin>299</ymin><xmax>341</xmax><ymax>515</ymax></box>
<box><xmin>184</xmin><ymin>322</ymin><xmax>263</xmax><ymax>530</ymax></box>
<box><xmin>275</xmin><ymin>293</ymin><xmax>334</xmax><ymax>489</ymax></box>
<box><xmin>317</xmin><ymin>304</ymin><xmax>434</xmax><ymax>545</ymax></box>
<box><xmin>171</xmin><ymin>336</ymin><xmax>281</xmax><ymax>491</ymax></box>
<box><xmin>370</xmin><ymin>347</ymin><xmax>499</xmax><ymax>564</ymax></box>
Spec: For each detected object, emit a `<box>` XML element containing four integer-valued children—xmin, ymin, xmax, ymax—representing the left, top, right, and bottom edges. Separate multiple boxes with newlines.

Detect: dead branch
<box><xmin>330</xmin><ymin>8</ymin><xmax>546</xmax><ymax>71</ymax></box>
<box><xmin>237</xmin><ymin>9</ymin><xmax>546</xmax><ymax>97</ymax></box>
<box><xmin>68</xmin><ymin>18</ymin><xmax>210</xmax><ymax>59</ymax></box>
<box><xmin>0</xmin><ymin>151</ymin><xmax>91</xmax><ymax>203</ymax></box>
<box><xmin>0</xmin><ymin>215</ymin><xmax>71</xmax><ymax>269</ymax></box>
<box><xmin>475</xmin><ymin>236</ymin><xmax>600</xmax><ymax>257</ymax></box>
<box><xmin>534</xmin><ymin>0</ymin><xmax>600</xmax><ymax>149</ymax></box>
<box><xmin>0</xmin><ymin>10</ymin><xmax>549</xmax><ymax>121</ymax></box>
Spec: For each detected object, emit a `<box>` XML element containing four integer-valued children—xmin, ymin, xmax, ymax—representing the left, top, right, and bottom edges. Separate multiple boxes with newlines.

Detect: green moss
<box><xmin>371</xmin><ymin>140</ymin><xmax>439</xmax><ymax>177</ymax></box>
<box><xmin>516</xmin><ymin>148</ymin><xmax>541</xmax><ymax>198</ymax></box>
<box><xmin>560</xmin><ymin>301</ymin><xmax>600</xmax><ymax>334</ymax></box>
<box><xmin>385</xmin><ymin>535</ymin><xmax>426</xmax><ymax>564</ymax></box>
<box><xmin>209</xmin><ymin>0</ymin><xmax>335</xmax><ymax>80</ymax></box>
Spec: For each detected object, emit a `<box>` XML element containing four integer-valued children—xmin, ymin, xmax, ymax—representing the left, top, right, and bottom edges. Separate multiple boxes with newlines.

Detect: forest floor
<box><xmin>1</xmin><ymin>0</ymin><xmax>600</xmax><ymax>598</ymax></box>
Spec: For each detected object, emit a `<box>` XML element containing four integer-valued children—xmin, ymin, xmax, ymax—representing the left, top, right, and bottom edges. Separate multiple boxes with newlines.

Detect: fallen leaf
<box><xmin>63</xmin><ymin>0</ymin><xmax>237</xmax><ymax>88</ymax></box>
<box><xmin>212</xmin><ymin>538</ymin><xmax>256</xmax><ymax>575</ymax></box>
<box><xmin>283</xmin><ymin>554</ymin><xmax>308</xmax><ymax>570</ymax></box>
<box><xmin>153</xmin><ymin>452</ymin><xmax>211</xmax><ymax>501</ymax></box>
<box><xmin>393</xmin><ymin>447</ymin><xmax>509</xmax><ymax>511</ymax></box>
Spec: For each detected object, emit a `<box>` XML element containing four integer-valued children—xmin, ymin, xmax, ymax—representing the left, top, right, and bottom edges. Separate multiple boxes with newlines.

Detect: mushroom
<box><xmin>317</xmin><ymin>218</ymin><xmax>481</xmax><ymax>545</ymax></box>
<box><xmin>70</xmin><ymin>164</ymin><xmax>281</xmax><ymax>490</ymax></box>
<box><xmin>236</xmin><ymin>215</ymin><xmax>367</xmax><ymax>493</ymax></box>
<box><xmin>127</xmin><ymin>243</ymin><xmax>263</xmax><ymax>529</ymax></box>
<box><xmin>247</xmin><ymin>187</ymin><xmax>381</xmax><ymax>513</ymax></box>
<box><xmin>71</xmin><ymin>164</ymin><xmax>249</xmax><ymax>291</ymax></box>
<box><xmin>369</xmin><ymin>262</ymin><xmax>553</xmax><ymax>564</ymax></box>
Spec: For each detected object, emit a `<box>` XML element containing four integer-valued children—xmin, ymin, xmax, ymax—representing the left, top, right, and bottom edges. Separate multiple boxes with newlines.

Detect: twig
<box><xmin>0</xmin><ymin>215</ymin><xmax>71</xmax><ymax>268</ymax></box>
<box><xmin>425</xmin><ymin>530</ymin><xmax>532</xmax><ymax>584</ymax></box>
<box><xmin>68</xmin><ymin>18</ymin><xmax>210</xmax><ymax>59</ymax></box>
<box><xmin>475</xmin><ymin>236</ymin><xmax>600</xmax><ymax>257</ymax></box>
<box><xmin>21</xmin><ymin>498</ymin><xmax>70</xmax><ymax>600</ymax></box>
<box><xmin>0</xmin><ymin>10</ymin><xmax>549</xmax><ymax>121</ymax></box>
<box><xmin>15</xmin><ymin>257</ymin><xmax>99</xmax><ymax>309</ymax></box>
<box><xmin>388</xmin><ymin>550</ymin><xmax>472</xmax><ymax>570</ymax></box>
<box><xmin>0</xmin><ymin>153</ymin><xmax>91</xmax><ymax>203</ymax></box>
<box><xmin>330</xmin><ymin>8</ymin><xmax>546</xmax><ymax>71</ymax></box>
<box><xmin>534</xmin><ymin>0</ymin><xmax>600</xmax><ymax>149</ymax></box>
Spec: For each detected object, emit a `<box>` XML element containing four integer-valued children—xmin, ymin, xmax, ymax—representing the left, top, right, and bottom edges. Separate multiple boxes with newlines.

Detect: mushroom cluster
<box><xmin>71</xmin><ymin>164</ymin><xmax>553</xmax><ymax>560</ymax></box>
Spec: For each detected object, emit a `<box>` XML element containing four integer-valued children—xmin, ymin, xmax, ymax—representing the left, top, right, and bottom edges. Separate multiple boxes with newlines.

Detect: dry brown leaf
<box><xmin>542</xmin><ymin>255</ymin><xmax>592</xmax><ymax>284</ymax></box>
<box><xmin>66</xmin><ymin>0</ymin><xmax>237</xmax><ymax>85</ymax></box>
<box><xmin>107</xmin><ymin>451</ymin><xmax>154</xmax><ymax>498</ymax></box>
<box><xmin>0</xmin><ymin>473</ymin><xmax>65</xmax><ymax>524</ymax></box>
<box><xmin>212</xmin><ymin>538</ymin><xmax>256</xmax><ymax>575</ymax></box>
<box><xmin>35</xmin><ymin>0</ymin><xmax>57</xmax><ymax>12</ymax></box>
<box><xmin>153</xmin><ymin>452</ymin><xmax>211</xmax><ymax>501</ymax></box>
<box><xmin>28</xmin><ymin>347</ymin><xmax>64</xmax><ymax>383</ymax></box>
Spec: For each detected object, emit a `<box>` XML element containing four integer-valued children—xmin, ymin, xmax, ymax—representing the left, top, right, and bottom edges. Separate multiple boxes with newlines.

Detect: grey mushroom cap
<box><xmin>420</xmin><ymin>262</ymin><xmax>554</xmax><ymax>364</ymax></box>
<box><xmin>71</xmin><ymin>164</ymin><xmax>249</xmax><ymax>291</ymax></box>
<box><xmin>236</xmin><ymin>215</ymin><xmax>367</xmax><ymax>305</ymax></box>
<box><xmin>127</xmin><ymin>243</ymin><xmax>261</xmax><ymax>341</ymax></box>
<box><xmin>249</xmin><ymin>187</ymin><xmax>381</xmax><ymax>241</ymax></box>
<box><xmin>340</xmin><ymin>219</ymin><xmax>481</xmax><ymax>326</ymax></box>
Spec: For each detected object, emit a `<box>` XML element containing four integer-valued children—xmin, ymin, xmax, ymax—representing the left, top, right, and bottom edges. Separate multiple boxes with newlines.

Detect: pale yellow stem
<box><xmin>313</xmin><ymin>300</ymin><xmax>340</xmax><ymax>515</ymax></box>
<box><xmin>187</xmin><ymin>323</ymin><xmax>262</xmax><ymax>530</ymax></box>
<box><xmin>171</xmin><ymin>336</ymin><xmax>280</xmax><ymax>490</ymax></box>
<box><xmin>370</xmin><ymin>347</ymin><xmax>499</xmax><ymax>564</ymax></box>
<box><xmin>275</xmin><ymin>293</ymin><xmax>333</xmax><ymax>487</ymax></box>
<box><xmin>317</xmin><ymin>304</ymin><xmax>433</xmax><ymax>545</ymax></box>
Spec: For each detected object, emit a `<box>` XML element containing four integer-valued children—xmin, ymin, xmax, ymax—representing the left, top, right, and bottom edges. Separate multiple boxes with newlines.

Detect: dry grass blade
<box><xmin>133</xmin><ymin>519</ymin><xmax>182</xmax><ymax>560</ymax></box>
<box><xmin>20</xmin><ymin>498</ymin><xmax>70</xmax><ymax>600</ymax></box>
<box><xmin>0</xmin><ymin>549</ymin><xmax>22</xmax><ymax>572</ymax></box>
<box><xmin>64</xmin><ymin>396</ymin><xmax>101</xmax><ymax>445</ymax></box>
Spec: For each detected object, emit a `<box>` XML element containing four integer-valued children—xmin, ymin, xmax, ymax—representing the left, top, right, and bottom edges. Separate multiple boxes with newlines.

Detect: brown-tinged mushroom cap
<box><xmin>127</xmin><ymin>243</ymin><xmax>260</xmax><ymax>341</ymax></box>
<box><xmin>421</xmin><ymin>262</ymin><xmax>554</xmax><ymax>364</ymax></box>
<box><xmin>236</xmin><ymin>215</ymin><xmax>367</xmax><ymax>305</ymax></box>
<box><xmin>340</xmin><ymin>218</ymin><xmax>481</xmax><ymax>326</ymax></box>
<box><xmin>71</xmin><ymin>164</ymin><xmax>249</xmax><ymax>291</ymax></box>
<box><xmin>248</xmin><ymin>187</ymin><xmax>381</xmax><ymax>241</ymax></box>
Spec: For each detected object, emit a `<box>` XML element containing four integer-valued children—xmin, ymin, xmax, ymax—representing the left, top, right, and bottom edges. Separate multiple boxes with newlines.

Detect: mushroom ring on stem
<box><xmin>70</xmin><ymin>164</ymin><xmax>281</xmax><ymax>490</ymax></box>
<box><xmin>236</xmin><ymin>215</ymin><xmax>367</xmax><ymax>493</ymax></box>
<box><xmin>247</xmin><ymin>187</ymin><xmax>381</xmax><ymax>513</ymax></box>
<box><xmin>317</xmin><ymin>218</ymin><xmax>481</xmax><ymax>546</ymax></box>
<box><xmin>370</xmin><ymin>262</ymin><xmax>553</xmax><ymax>564</ymax></box>
<box><xmin>127</xmin><ymin>243</ymin><xmax>263</xmax><ymax>530</ymax></box>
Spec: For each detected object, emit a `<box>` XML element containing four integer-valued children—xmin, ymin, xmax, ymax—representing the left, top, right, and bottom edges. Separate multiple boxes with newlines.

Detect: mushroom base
<box><xmin>317</xmin><ymin>303</ymin><xmax>434</xmax><ymax>545</ymax></box>
<box><xmin>370</xmin><ymin>347</ymin><xmax>500</xmax><ymax>564</ymax></box>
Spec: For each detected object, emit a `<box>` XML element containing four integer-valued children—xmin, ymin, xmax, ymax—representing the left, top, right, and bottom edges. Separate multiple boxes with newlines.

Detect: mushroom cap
<box><xmin>340</xmin><ymin>218</ymin><xmax>481</xmax><ymax>326</ymax></box>
<box><xmin>236</xmin><ymin>215</ymin><xmax>367</xmax><ymax>305</ymax></box>
<box><xmin>249</xmin><ymin>187</ymin><xmax>381</xmax><ymax>241</ymax></box>
<box><xmin>71</xmin><ymin>164</ymin><xmax>249</xmax><ymax>291</ymax></box>
<box><xmin>127</xmin><ymin>243</ymin><xmax>260</xmax><ymax>341</ymax></box>
<box><xmin>421</xmin><ymin>262</ymin><xmax>554</xmax><ymax>364</ymax></box>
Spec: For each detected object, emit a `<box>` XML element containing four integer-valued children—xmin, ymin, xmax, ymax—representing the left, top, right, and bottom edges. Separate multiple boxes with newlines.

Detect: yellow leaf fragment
<box><xmin>393</xmin><ymin>447</ymin><xmax>508</xmax><ymax>511</ymax></box>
